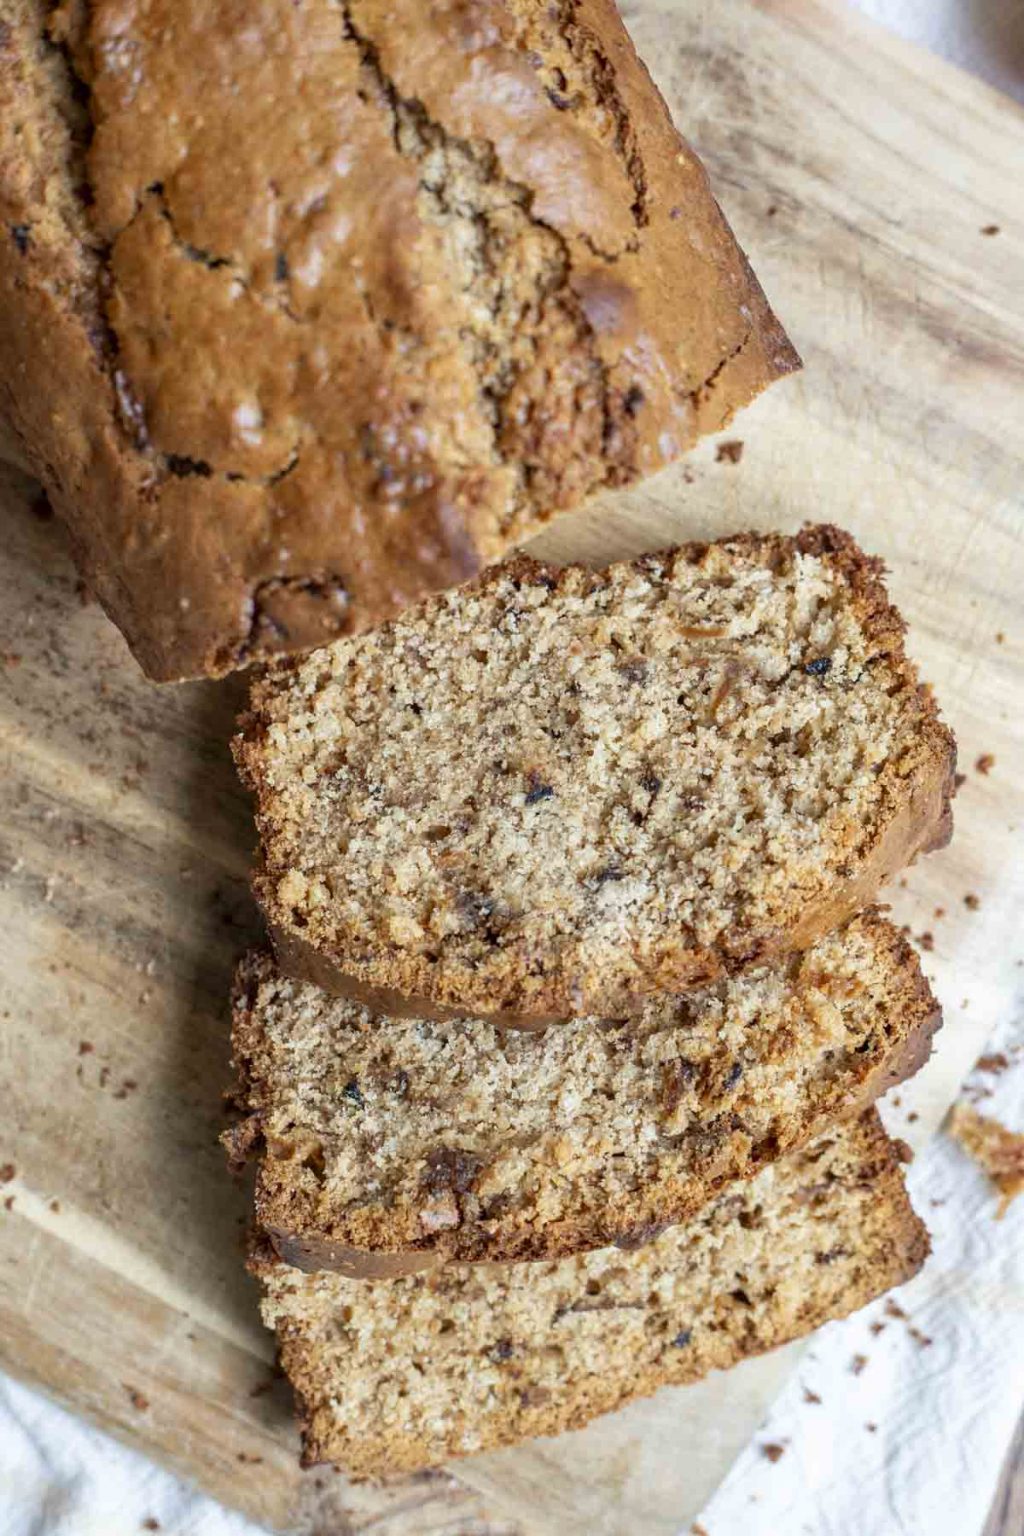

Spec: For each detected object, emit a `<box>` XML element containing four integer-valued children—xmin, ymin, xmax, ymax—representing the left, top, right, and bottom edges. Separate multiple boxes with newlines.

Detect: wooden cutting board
<box><xmin>1</xmin><ymin>1</ymin><xmax>1021</xmax><ymax>1531</ymax></box>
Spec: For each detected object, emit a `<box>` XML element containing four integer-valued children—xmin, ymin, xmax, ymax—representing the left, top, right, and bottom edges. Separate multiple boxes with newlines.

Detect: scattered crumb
<box><xmin>124</xmin><ymin>1385</ymin><xmax>149</xmax><ymax>1412</ymax></box>
<box><xmin>908</xmin><ymin>1327</ymin><xmax>933</xmax><ymax>1349</ymax></box>
<box><xmin>954</xmin><ymin>773</ymin><xmax>967</xmax><ymax>790</ymax></box>
<box><xmin>963</xmin><ymin>893</ymin><xmax>980</xmax><ymax>911</ymax></box>
<box><xmin>141</xmin><ymin>1521</ymin><xmax>161</xmax><ymax>1532</ymax></box>
<box><xmin>918</xmin><ymin>932</ymin><xmax>934</xmax><ymax>952</ymax></box>
<box><xmin>236</xmin><ymin>1452</ymin><xmax>264</xmax><ymax>1464</ymax></box>
<box><xmin>885</xmin><ymin>1299</ymin><xmax>908</xmax><ymax>1321</ymax></box>
<box><xmin>761</xmin><ymin>1443</ymin><xmax>786</xmax><ymax>1463</ymax></box>
<box><xmin>850</xmin><ymin>1354</ymin><xmax>868</xmax><ymax>1376</ymax></box>
<box><xmin>99</xmin><ymin>1066</ymin><xmax>111</xmax><ymax>1088</ymax></box>
<box><xmin>869</xmin><ymin>1321</ymin><xmax>887</xmax><ymax>1337</ymax></box>
<box><xmin>0</xmin><ymin>1165</ymin><xmax>15</xmax><ymax>1184</ymax></box>
<box><xmin>715</xmin><ymin>439</ymin><xmax>744</xmax><ymax>464</ymax></box>
<box><xmin>766</xmin><ymin>204</ymin><xmax>778</xmax><ymax>218</ymax></box>
<box><xmin>893</xmin><ymin>1139</ymin><xmax>914</xmax><ymax>1165</ymax></box>
<box><xmin>929</xmin><ymin>1197</ymin><xmax>947</xmax><ymax>1209</ymax></box>
<box><xmin>908</xmin><ymin>1112</ymin><xmax>919</xmax><ymax>1124</ymax></box>
<box><xmin>4</xmin><ymin>1197</ymin><xmax>14</xmax><ymax>1212</ymax></box>
<box><xmin>980</xmin><ymin>223</ymin><xmax>1000</xmax><ymax>235</ymax></box>
<box><xmin>995</xmin><ymin>631</ymin><xmax>1005</xmax><ymax>644</ymax></box>
<box><xmin>78</xmin><ymin>1041</ymin><xmax>94</xmax><ymax>1055</ymax></box>
<box><xmin>975</xmin><ymin>753</ymin><xmax>995</xmax><ymax>776</ymax></box>
<box><xmin>691</xmin><ymin>1525</ymin><xmax>710</xmax><ymax>1536</ymax></box>
<box><xmin>48</xmin><ymin>1199</ymin><xmax>60</xmax><ymax>1214</ymax></box>
<box><xmin>803</xmin><ymin>1387</ymin><xmax>822</xmax><ymax>1405</ymax></box>
<box><xmin>975</xmin><ymin>1053</ymin><xmax>1010</xmax><ymax>1076</ymax></box>
<box><xmin>948</xmin><ymin>1103</ymin><xmax>1024</xmax><ymax>1217</ymax></box>
<box><xmin>898</xmin><ymin>877</ymin><xmax>908</xmax><ymax>889</ymax></box>
<box><xmin>865</xmin><ymin>1422</ymin><xmax>878</xmax><ymax>1434</ymax></box>
<box><xmin>933</xmin><ymin>906</ymin><xmax>946</xmax><ymax>920</ymax></box>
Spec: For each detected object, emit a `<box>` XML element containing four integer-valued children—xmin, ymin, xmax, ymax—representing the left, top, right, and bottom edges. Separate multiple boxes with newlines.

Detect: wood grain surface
<box><xmin>1</xmin><ymin>0</ymin><xmax>1022</xmax><ymax>1533</ymax></box>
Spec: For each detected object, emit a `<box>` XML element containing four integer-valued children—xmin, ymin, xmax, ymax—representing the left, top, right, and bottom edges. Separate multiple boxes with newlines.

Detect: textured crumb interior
<box><xmin>2</xmin><ymin>1</ymin><xmax>101</xmax><ymax>307</ymax></box>
<box><xmin>258</xmin><ymin>1117</ymin><xmax>924</xmax><ymax>1471</ymax></box>
<box><xmin>238</xmin><ymin>915</ymin><xmax>929</xmax><ymax>1257</ymax></box>
<box><xmin>246</xmin><ymin>534</ymin><xmax>938</xmax><ymax>1005</ymax></box>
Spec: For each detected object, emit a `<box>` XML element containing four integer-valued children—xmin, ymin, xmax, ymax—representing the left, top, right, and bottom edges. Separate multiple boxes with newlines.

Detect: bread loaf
<box><xmin>0</xmin><ymin>0</ymin><xmax>797</xmax><ymax>679</ymax></box>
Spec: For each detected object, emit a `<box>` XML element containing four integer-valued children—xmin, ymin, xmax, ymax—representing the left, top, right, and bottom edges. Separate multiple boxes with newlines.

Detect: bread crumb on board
<box><xmin>948</xmin><ymin>1104</ymin><xmax>1024</xmax><ymax>1218</ymax></box>
<box><xmin>974</xmin><ymin>753</ymin><xmax>995</xmax><ymax>775</ymax></box>
<box><xmin>716</xmin><ymin>439</ymin><xmax>744</xmax><ymax>464</ymax></box>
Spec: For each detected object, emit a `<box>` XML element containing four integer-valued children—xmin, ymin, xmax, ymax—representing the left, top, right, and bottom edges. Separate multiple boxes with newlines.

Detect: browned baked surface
<box><xmin>238</xmin><ymin>525</ymin><xmax>956</xmax><ymax>1021</ymax></box>
<box><xmin>253</xmin><ymin>1112</ymin><xmax>929</xmax><ymax>1475</ymax></box>
<box><xmin>226</xmin><ymin>912</ymin><xmax>939</xmax><ymax>1273</ymax></box>
<box><xmin>0</xmin><ymin>0</ymin><xmax>797</xmax><ymax>680</ymax></box>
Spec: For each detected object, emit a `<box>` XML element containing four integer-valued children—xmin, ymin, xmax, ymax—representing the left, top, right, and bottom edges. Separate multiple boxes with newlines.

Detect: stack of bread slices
<box><xmin>227</xmin><ymin>525</ymin><xmax>955</xmax><ymax>1475</ymax></box>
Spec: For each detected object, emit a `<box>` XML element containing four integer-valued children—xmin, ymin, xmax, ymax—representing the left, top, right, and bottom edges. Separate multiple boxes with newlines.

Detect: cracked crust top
<box><xmin>0</xmin><ymin>0</ymin><xmax>798</xmax><ymax>679</ymax></box>
<box><xmin>238</xmin><ymin>525</ymin><xmax>956</xmax><ymax>1022</ymax></box>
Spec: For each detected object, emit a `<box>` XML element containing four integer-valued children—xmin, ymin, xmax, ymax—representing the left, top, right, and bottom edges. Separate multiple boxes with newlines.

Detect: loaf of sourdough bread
<box><xmin>254</xmin><ymin>1112</ymin><xmax>928</xmax><ymax>1474</ymax></box>
<box><xmin>0</xmin><ymin>0</ymin><xmax>797</xmax><ymax>679</ymax></box>
<box><xmin>227</xmin><ymin>912</ymin><xmax>938</xmax><ymax>1274</ymax></box>
<box><xmin>238</xmin><ymin>526</ymin><xmax>955</xmax><ymax>1021</ymax></box>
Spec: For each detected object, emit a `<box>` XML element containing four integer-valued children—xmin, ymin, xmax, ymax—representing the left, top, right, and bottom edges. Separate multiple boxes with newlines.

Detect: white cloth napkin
<box><xmin>694</xmin><ymin>1009</ymin><xmax>1024</xmax><ymax>1536</ymax></box>
<box><xmin>0</xmin><ymin>1375</ymin><xmax>263</xmax><ymax>1536</ymax></box>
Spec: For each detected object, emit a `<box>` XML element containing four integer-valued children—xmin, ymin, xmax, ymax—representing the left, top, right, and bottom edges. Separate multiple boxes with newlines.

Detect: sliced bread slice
<box><xmin>236</xmin><ymin>525</ymin><xmax>955</xmax><ymax>1022</ymax></box>
<box><xmin>227</xmin><ymin>912</ymin><xmax>938</xmax><ymax>1274</ymax></box>
<box><xmin>254</xmin><ymin>1112</ymin><xmax>928</xmax><ymax>1475</ymax></box>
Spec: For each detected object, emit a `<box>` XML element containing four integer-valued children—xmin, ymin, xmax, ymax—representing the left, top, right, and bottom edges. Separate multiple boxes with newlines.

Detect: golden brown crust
<box><xmin>240</xmin><ymin>525</ymin><xmax>956</xmax><ymax>1022</ymax></box>
<box><xmin>226</xmin><ymin>914</ymin><xmax>941</xmax><ymax>1275</ymax></box>
<box><xmin>0</xmin><ymin>0</ymin><xmax>796</xmax><ymax>680</ymax></box>
<box><xmin>251</xmin><ymin>1114</ymin><xmax>929</xmax><ymax>1475</ymax></box>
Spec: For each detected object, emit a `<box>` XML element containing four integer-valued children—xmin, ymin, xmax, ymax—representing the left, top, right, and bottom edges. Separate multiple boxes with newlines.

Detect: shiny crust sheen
<box><xmin>0</xmin><ymin>0</ymin><xmax>797</xmax><ymax>680</ymax></box>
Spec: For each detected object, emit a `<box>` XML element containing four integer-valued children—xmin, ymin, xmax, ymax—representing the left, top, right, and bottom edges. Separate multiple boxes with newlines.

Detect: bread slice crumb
<box><xmin>253</xmin><ymin>1113</ymin><xmax>927</xmax><ymax>1475</ymax></box>
<box><xmin>238</xmin><ymin>526</ymin><xmax>955</xmax><ymax>1021</ymax></box>
<box><xmin>948</xmin><ymin>1103</ymin><xmax>1024</xmax><ymax>1217</ymax></box>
